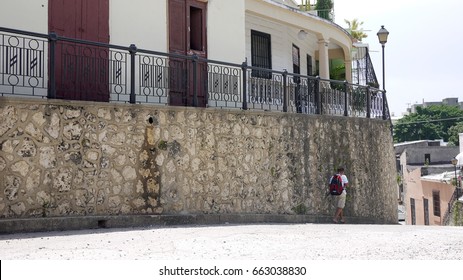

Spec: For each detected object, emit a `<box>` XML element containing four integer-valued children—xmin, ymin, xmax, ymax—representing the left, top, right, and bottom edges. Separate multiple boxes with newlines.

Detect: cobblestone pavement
<box><xmin>1</xmin><ymin>223</ymin><xmax>463</xmax><ymax>260</ymax></box>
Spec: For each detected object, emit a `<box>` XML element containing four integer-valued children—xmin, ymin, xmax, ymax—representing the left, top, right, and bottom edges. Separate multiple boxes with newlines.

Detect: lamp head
<box><xmin>377</xmin><ymin>25</ymin><xmax>389</xmax><ymax>45</ymax></box>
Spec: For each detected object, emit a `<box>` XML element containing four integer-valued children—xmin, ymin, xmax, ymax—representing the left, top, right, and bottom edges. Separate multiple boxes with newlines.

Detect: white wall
<box><xmin>0</xmin><ymin>0</ymin><xmax>48</xmax><ymax>33</ymax></box>
<box><xmin>246</xmin><ymin>13</ymin><xmax>318</xmax><ymax>75</ymax></box>
<box><xmin>110</xmin><ymin>0</ymin><xmax>246</xmax><ymax>62</ymax></box>
<box><xmin>207</xmin><ymin>0</ymin><xmax>246</xmax><ymax>63</ymax></box>
<box><xmin>0</xmin><ymin>0</ymin><xmax>167</xmax><ymax>51</ymax></box>
<box><xmin>110</xmin><ymin>0</ymin><xmax>167</xmax><ymax>51</ymax></box>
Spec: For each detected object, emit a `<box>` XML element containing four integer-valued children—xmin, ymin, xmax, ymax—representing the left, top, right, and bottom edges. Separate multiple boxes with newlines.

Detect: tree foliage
<box><xmin>315</xmin><ymin>0</ymin><xmax>333</xmax><ymax>20</ymax></box>
<box><xmin>448</xmin><ymin>121</ymin><xmax>463</xmax><ymax>146</ymax></box>
<box><xmin>393</xmin><ymin>105</ymin><xmax>463</xmax><ymax>144</ymax></box>
<box><xmin>344</xmin><ymin>19</ymin><xmax>368</xmax><ymax>41</ymax></box>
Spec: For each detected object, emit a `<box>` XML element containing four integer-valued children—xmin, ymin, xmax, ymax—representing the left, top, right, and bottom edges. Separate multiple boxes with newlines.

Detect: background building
<box><xmin>407</xmin><ymin>97</ymin><xmax>463</xmax><ymax>114</ymax></box>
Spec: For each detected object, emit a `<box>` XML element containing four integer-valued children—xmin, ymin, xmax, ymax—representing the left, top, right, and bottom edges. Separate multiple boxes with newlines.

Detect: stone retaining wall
<box><xmin>0</xmin><ymin>97</ymin><xmax>397</xmax><ymax>224</ymax></box>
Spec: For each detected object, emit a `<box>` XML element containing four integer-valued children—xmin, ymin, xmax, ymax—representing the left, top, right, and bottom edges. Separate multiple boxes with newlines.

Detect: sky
<box><xmin>296</xmin><ymin>0</ymin><xmax>463</xmax><ymax>117</ymax></box>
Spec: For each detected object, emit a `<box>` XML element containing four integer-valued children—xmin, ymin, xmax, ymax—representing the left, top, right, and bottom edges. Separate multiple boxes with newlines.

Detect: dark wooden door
<box><xmin>49</xmin><ymin>0</ymin><xmax>110</xmax><ymax>102</ymax></box>
<box><xmin>168</xmin><ymin>0</ymin><xmax>207</xmax><ymax>107</ymax></box>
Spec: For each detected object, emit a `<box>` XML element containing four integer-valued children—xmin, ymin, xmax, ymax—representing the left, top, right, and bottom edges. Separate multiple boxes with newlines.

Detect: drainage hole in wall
<box><xmin>98</xmin><ymin>220</ymin><xmax>108</xmax><ymax>228</ymax></box>
<box><xmin>148</xmin><ymin>117</ymin><xmax>154</xmax><ymax>124</ymax></box>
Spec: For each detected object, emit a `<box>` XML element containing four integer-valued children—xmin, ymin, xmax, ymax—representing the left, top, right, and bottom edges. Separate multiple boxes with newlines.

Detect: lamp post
<box><xmin>377</xmin><ymin>25</ymin><xmax>389</xmax><ymax>120</ymax></box>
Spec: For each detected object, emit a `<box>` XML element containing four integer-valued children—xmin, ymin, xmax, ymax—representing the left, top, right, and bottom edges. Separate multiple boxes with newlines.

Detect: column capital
<box><xmin>317</xmin><ymin>38</ymin><xmax>330</xmax><ymax>46</ymax></box>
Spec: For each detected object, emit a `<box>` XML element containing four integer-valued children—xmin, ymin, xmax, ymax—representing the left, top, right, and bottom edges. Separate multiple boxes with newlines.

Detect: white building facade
<box><xmin>0</xmin><ymin>0</ymin><xmax>353</xmax><ymax>81</ymax></box>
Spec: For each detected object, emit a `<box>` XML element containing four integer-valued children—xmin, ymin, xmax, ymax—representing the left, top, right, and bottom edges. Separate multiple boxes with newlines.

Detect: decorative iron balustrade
<box><xmin>287</xmin><ymin>75</ymin><xmax>318</xmax><ymax>115</ymax></box>
<box><xmin>0</xmin><ymin>27</ymin><xmax>390</xmax><ymax>120</ymax></box>
<box><xmin>0</xmin><ymin>30</ymin><xmax>47</xmax><ymax>97</ymax></box>
<box><xmin>206</xmin><ymin>60</ymin><xmax>242</xmax><ymax>109</ymax></box>
<box><xmin>353</xmin><ymin>50</ymin><xmax>380</xmax><ymax>88</ymax></box>
<box><xmin>247</xmin><ymin>69</ymin><xmax>285</xmax><ymax>112</ymax></box>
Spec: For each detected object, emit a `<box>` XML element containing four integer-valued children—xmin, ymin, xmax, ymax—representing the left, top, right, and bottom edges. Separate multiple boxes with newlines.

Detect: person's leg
<box><xmin>333</xmin><ymin>208</ymin><xmax>342</xmax><ymax>222</ymax></box>
<box><xmin>337</xmin><ymin>193</ymin><xmax>347</xmax><ymax>223</ymax></box>
<box><xmin>333</xmin><ymin>197</ymin><xmax>341</xmax><ymax>222</ymax></box>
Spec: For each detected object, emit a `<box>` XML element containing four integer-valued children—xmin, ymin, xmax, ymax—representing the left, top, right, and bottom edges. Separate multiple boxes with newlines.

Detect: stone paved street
<box><xmin>1</xmin><ymin>223</ymin><xmax>462</xmax><ymax>260</ymax></box>
<box><xmin>3</xmin><ymin>223</ymin><xmax>463</xmax><ymax>280</ymax></box>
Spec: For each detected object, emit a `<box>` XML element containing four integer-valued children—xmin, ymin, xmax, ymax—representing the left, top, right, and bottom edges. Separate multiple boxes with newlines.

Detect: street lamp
<box><xmin>377</xmin><ymin>25</ymin><xmax>389</xmax><ymax>120</ymax></box>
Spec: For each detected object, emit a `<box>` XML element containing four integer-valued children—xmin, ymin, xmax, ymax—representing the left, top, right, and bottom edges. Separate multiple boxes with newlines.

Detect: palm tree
<box><xmin>344</xmin><ymin>19</ymin><xmax>368</xmax><ymax>41</ymax></box>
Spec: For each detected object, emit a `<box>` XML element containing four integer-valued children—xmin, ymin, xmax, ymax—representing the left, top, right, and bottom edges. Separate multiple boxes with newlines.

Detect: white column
<box><xmin>318</xmin><ymin>39</ymin><xmax>330</xmax><ymax>80</ymax></box>
<box><xmin>459</xmin><ymin>133</ymin><xmax>463</xmax><ymax>154</ymax></box>
<box><xmin>344</xmin><ymin>59</ymin><xmax>352</xmax><ymax>83</ymax></box>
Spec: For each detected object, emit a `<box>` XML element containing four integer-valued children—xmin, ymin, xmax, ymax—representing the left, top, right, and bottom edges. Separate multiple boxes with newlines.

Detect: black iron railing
<box><xmin>0</xmin><ymin>27</ymin><xmax>390</xmax><ymax>120</ymax></box>
<box><xmin>353</xmin><ymin>51</ymin><xmax>380</xmax><ymax>89</ymax></box>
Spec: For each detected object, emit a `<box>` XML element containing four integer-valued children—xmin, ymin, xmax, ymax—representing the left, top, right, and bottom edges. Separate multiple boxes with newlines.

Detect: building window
<box><xmin>433</xmin><ymin>191</ymin><xmax>441</xmax><ymax>217</ymax></box>
<box><xmin>190</xmin><ymin>6</ymin><xmax>203</xmax><ymax>51</ymax></box>
<box><xmin>251</xmin><ymin>30</ymin><xmax>272</xmax><ymax>78</ymax></box>
<box><xmin>307</xmin><ymin>54</ymin><xmax>313</xmax><ymax>76</ymax></box>
<box><xmin>410</xmin><ymin>198</ymin><xmax>416</xmax><ymax>225</ymax></box>
<box><xmin>424</xmin><ymin>153</ymin><xmax>431</xmax><ymax>165</ymax></box>
<box><xmin>292</xmin><ymin>44</ymin><xmax>300</xmax><ymax>83</ymax></box>
<box><xmin>292</xmin><ymin>44</ymin><xmax>300</xmax><ymax>73</ymax></box>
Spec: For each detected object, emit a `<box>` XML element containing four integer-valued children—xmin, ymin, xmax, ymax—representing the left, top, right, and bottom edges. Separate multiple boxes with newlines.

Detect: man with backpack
<box><xmin>329</xmin><ymin>167</ymin><xmax>349</xmax><ymax>223</ymax></box>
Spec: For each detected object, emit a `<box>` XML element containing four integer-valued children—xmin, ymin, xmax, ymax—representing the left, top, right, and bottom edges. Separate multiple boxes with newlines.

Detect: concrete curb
<box><xmin>0</xmin><ymin>214</ymin><xmax>391</xmax><ymax>234</ymax></box>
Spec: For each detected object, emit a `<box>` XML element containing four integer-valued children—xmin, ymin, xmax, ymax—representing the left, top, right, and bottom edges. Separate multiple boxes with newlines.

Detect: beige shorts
<box><xmin>334</xmin><ymin>191</ymin><xmax>347</xmax><ymax>209</ymax></box>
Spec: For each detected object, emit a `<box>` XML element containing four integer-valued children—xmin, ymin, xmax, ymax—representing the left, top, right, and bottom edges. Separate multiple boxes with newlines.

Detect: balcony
<box><xmin>0</xmin><ymin>27</ymin><xmax>390</xmax><ymax>120</ymax></box>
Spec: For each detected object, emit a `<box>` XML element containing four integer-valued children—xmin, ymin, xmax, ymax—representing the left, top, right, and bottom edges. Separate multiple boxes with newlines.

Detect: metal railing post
<box><xmin>316</xmin><ymin>76</ymin><xmax>321</xmax><ymax>114</ymax></box>
<box><xmin>129</xmin><ymin>44</ymin><xmax>137</xmax><ymax>104</ymax></box>
<box><xmin>366</xmin><ymin>86</ymin><xmax>371</xmax><ymax>119</ymax></box>
<box><xmin>192</xmin><ymin>55</ymin><xmax>198</xmax><ymax>107</ymax></box>
<box><xmin>283</xmin><ymin>70</ymin><xmax>288</xmax><ymax>112</ymax></box>
<box><xmin>48</xmin><ymin>32</ymin><xmax>58</xmax><ymax>99</ymax></box>
<box><xmin>343</xmin><ymin>80</ymin><xmax>348</xmax><ymax>117</ymax></box>
<box><xmin>241</xmin><ymin>61</ymin><xmax>248</xmax><ymax>110</ymax></box>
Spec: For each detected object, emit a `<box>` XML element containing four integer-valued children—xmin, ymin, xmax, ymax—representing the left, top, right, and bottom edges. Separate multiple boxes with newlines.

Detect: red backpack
<box><xmin>329</xmin><ymin>174</ymin><xmax>344</xmax><ymax>195</ymax></box>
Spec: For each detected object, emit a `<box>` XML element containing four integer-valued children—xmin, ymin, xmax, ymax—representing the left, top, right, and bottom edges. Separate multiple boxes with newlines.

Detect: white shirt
<box><xmin>340</xmin><ymin>174</ymin><xmax>348</xmax><ymax>194</ymax></box>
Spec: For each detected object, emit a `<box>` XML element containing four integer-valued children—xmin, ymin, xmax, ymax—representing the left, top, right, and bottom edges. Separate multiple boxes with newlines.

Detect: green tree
<box><xmin>393</xmin><ymin>105</ymin><xmax>463</xmax><ymax>143</ymax></box>
<box><xmin>448</xmin><ymin>121</ymin><xmax>463</xmax><ymax>146</ymax></box>
<box><xmin>315</xmin><ymin>0</ymin><xmax>333</xmax><ymax>21</ymax></box>
<box><xmin>329</xmin><ymin>63</ymin><xmax>345</xmax><ymax>81</ymax></box>
<box><xmin>344</xmin><ymin>19</ymin><xmax>368</xmax><ymax>41</ymax></box>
